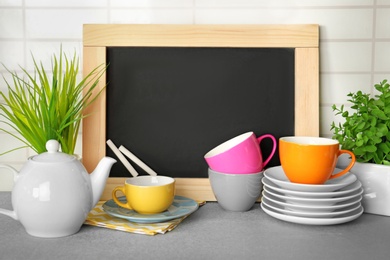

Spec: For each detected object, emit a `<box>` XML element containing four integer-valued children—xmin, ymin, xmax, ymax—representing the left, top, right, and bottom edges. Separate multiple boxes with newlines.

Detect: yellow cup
<box><xmin>279</xmin><ymin>136</ymin><xmax>356</xmax><ymax>184</ymax></box>
<box><xmin>112</xmin><ymin>176</ymin><xmax>175</xmax><ymax>214</ymax></box>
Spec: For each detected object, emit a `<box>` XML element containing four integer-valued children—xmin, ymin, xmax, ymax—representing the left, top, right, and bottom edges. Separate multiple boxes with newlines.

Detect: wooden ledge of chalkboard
<box><xmin>100</xmin><ymin>177</ymin><xmax>262</xmax><ymax>202</ymax></box>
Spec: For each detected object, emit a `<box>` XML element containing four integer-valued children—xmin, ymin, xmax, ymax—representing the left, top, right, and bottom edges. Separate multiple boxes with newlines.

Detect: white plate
<box><xmin>264</xmin><ymin>166</ymin><xmax>357</xmax><ymax>192</ymax></box>
<box><xmin>263</xmin><ymin>185</ymin><xmax>364</xmax><ymax>206</ymax></box>
<box><xmin>262</xmin><ymin>177</ymin><xmax>362</xmax><ymax>198</ymax></box>
<box><xmin>262</xmin><ymin>196</ymin><xmax>362</xmax><ymax>218</ymax></box>
<box><xmin>263</xmin><ymin>190</ymin><xmax>362</xmax><ymax>213</ymax></box>
<box><xmin>261</xmin><ymin>202</ymin><xmax>364</xmax><ymax>225</ymax></box>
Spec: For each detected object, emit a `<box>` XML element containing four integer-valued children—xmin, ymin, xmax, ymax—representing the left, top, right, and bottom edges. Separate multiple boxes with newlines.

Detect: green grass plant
<box><xmin>0</xmin><ymin>49</ymin><xmax>106</xmax><ymax>155</ymax></box>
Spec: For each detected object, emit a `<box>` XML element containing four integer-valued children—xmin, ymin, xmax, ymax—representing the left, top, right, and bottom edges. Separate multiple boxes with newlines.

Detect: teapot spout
<box><xmin>90</xmin><ymin>157</ymin><xmax>116</xmax><ymax>208</ymax></box>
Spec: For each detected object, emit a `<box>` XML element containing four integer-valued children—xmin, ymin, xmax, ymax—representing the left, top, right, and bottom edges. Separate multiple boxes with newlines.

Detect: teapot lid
<box><xmin>31</xmin><ymin>140</ymin><xmax>76</xmax><ymax>163</ymax></box>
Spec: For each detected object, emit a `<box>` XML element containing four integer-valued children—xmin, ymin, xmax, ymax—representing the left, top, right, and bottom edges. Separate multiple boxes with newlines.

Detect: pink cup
<box><xmin>204</xmin><ymin>132</ymin><xmax>277</xmax><ymax>174</ymax></box>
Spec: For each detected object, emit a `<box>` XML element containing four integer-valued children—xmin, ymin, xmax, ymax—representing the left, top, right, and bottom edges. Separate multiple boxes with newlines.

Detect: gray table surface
<box><xmin>1</xmin><ymin>192</ymin><xmax>390</xmax><ymax>260</ymax></box>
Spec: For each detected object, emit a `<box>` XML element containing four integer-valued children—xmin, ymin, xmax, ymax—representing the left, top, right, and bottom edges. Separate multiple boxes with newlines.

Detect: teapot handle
<box><xmin>0</xmin><ymin>164</ymin><xmax>18</xmax><ymax>220</ymax></box>
<box><xmin>0</xmin><ymin>164</ymin><xmax>18</xmax><ymax>182</ymax></box>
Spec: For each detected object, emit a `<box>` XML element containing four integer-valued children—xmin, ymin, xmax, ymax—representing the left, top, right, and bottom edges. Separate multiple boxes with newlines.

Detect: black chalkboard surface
<box><xmin>106</xmin><ymin>47</ymin><xmax>295</xmax><ymax>178</ymax></box>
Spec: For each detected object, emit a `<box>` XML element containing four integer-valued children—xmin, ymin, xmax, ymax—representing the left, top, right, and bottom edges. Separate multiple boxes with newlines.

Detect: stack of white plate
<box><xmin>261</xmin><ymin>166</ymin><xmax>364</xmax><ymax>225</ymax></box>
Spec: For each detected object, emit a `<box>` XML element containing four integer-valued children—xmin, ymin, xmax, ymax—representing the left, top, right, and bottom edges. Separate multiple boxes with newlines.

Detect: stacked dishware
<box><xmin>260</xmin><ymin>137</ymin><xmax>364</xmax><ymax>225</ymax></box>
<box><xmin>261</xmin><ymin>166</ymin><xmax>364</xmax><ymax>225</ymax></box>
<box><xmin>204</xmin><ymin>132</ymin><xmax>277</xmax><ymax>211</ymax></box>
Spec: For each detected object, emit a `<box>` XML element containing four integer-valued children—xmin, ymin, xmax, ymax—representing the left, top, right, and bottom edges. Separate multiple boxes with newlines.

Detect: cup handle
<box><xmin>112</xmin><ymin>186</ymin><xmax>132</xmax><ymax>210</ymax></box>
<box><xmin>329</xmin><ymin>150</ymin><xmax>356</xmax><ymax>180</ymax></box>
<box><xmin>257</xmin><ymin>134</ymin><xmax>277</xmax><ymax>168</ymax></box>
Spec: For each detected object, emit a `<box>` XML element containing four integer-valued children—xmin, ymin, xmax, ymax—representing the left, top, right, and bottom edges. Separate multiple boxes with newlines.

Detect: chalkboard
<box><xmin>105</xmin><ymin>47</ymin><xmax>295</xmax><ymax>178</ymax></box>
<box><xmin>82</xmin><ymin>24</ymin><xmax>319</xmax><ymax>201</ymax></box>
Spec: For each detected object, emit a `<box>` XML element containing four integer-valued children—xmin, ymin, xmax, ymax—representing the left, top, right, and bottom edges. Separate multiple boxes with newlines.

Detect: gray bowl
<box><xmin>208</xmin><ymin>168</ymin><xmax>263</xmax><ymax>212</ymax></box>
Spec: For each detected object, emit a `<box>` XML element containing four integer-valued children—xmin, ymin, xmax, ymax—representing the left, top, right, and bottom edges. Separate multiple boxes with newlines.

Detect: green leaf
<box><xmin>356</xmin><ymin>139</ymin><xmax>364</xmax><ymax>147</ymax></box>
<box><xmin>377</xmin><ymin>123</ymin><xmax>389</xmax><ymax>136</ymax></box>
<box><xmin>371</xmin><ymin>136</ymin><xmax>382</xmax><ymax>143</ymax></box>
<box><xmin>372</xmin><ymin>109</ymin><xmax>388</xmax><ymax>120</ymax></box>
<box><xmin>365</xmin><ymin>145</ymin><xmax>377</xmax><ymax>152</ymax></box>
<box><xmin>354</xmin><ymin>148</ymin><xmax>366</xmax><ymax>156</ymax></box>
<box><xmin>372</xmin><ymin>153</ymin><xmax>382</xmax><ymax>164</ymax></box>
<box><xmin>383</xmin><ymin>160</ymin><xmax>390</xmax><ymax>166</ymax></box>
<box><xmin>374</xmin><ymin>99</ymin><xmax>385</xmax><ymax>107</ymax></box>
<box><xmin>356</xmin><ymin>121</ymin><xmax>366</xmax><ymax>130</ymax></box>
<box><xmin>384</xmin><ymin>106</ymin><xmax>390</xmax><ymax>115</ymax></box>
<box><xmin>370</xmin><ymin>117</ymin><xmax>377</xmax><ymax>126</ymax></box>
<box><xmin>378</xmin><ymin>143</ymin><xmax>390</xmax><ymax>154</ymax></box>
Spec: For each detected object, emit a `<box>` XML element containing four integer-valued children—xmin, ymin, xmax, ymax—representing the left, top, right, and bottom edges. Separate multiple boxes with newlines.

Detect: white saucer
<box><xmin>264</xmin><ymin>166</ymin><xmax>357</xmax><ymax>192</ymax></box>
<box><xmin>263</xmin><ymin>185</ymin><xmax>364</xmax><ymax>206</ymax></box>
<box><xmin>261</xmin><ymin>202</ymin><xmax>364</xmax><ymax>225</ymax></box>
<box><xmin>263</xmin><ymin>190</ymin><xmax>362</xmax><ymax>213</ymax></box>
<box><xmin>262</xmin><ymin>177</ymin><xmax>362</xmax><ymax>198</ymax></box>
<box><xmin>262</xmin><ymin>196</ymin><xmax>362</xmax><ymax>218</ymax></box>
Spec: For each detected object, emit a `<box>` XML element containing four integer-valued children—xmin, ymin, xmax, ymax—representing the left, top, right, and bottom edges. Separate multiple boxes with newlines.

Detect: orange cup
<box><xmin>279</xmin><ymin>136</ymin><xmax>356</xmax><ymax>184</ymax></box>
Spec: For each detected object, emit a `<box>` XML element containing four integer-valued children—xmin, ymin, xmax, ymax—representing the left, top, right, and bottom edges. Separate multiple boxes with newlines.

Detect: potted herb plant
<box><xmin>331</xmin><ymin>79</ymin><xmax>390</xmax><ymax>216</ymax></box>
<box><xmin>0</xmin><ymin>48</ymin><xmax>106</xmax><ymax>156</ymax></box>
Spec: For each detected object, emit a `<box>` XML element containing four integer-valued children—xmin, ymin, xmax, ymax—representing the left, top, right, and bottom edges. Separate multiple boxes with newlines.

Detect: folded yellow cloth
<box><xmin>84</xmin><ymin>200</ymin><xmax>204</xmax><ymax>236</ymax></box>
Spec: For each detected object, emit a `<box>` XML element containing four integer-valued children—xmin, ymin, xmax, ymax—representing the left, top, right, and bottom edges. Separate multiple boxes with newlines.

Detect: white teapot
<box><xmin>0</xmin><ymin>140</ymin><xmax>116</xmax><ymax>238</ymax></box>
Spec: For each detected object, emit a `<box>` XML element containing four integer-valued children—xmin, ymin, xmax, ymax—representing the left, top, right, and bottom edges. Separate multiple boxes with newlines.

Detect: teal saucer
<box><xmin>102</xmin><ymin>195</ymin><xmax>199</xmax><ymax>223</ymax></box>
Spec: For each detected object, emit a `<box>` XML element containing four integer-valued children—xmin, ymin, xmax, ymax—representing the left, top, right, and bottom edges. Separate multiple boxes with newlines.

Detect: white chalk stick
<box><xmin>119</xmin><ymin>145</ymin><xmax>158</xmax><ymax>176</ymax></box>
<box><xmin>106</xmin><ymin>139</ymin><xmax>138</xmax><ymax>177</ymax></box>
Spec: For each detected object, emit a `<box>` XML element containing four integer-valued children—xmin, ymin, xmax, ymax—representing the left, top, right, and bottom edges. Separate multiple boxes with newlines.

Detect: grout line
<box><xmin>321</xmin><ymin>39</ymin><xmax>375</xmax><ymax>42</ymax></box>
<box><xmin>22</xmin><ymin>6</ymin><xmax>192</xmax><ymax>10</ymax></box>
<box><xmin>107</xmin><ymin>0</ymin><xmax>111</xmax><ymax>23</ymax></box>
<box><xmin>22</xmin><ymin>0</ymin><xmax>26</xmax><ymax>68</ymax></box>
<box><xmin>371</xmin><ymin>0</ymin><xmax>378</xmax><ymax>91</ymax></box>
<box><xmin>21</xmin><ymin>0</ymin><xmax>30</xmax><ymax>160</ymax></box>
<box><xmin>0</xmin><ymin>38</ymin><xmax>82</xmax><ymax>42</ymax></box>
<box><xmin>193</xmin><ymin>0</ymin><xmax>196</xmax><ymax>24</ymax></box>
<box><xmin>12</xmin><ymin>5</ymin><xmax>388</xmax><ymax>11</ymax></box>
<box><xmin>321</xmin><ymin>71</ymin><xmax>390</xmax><ymax>74</ymax></box>
<box><xmin>2</xmin><ymin>37</ymin><xmax>385</xmax><ymax>42</ymax></box>
<box><xmin>322</xmin><ymin>102</ymin><xmax>351</xmax><ymax>107</ymax></box>
<box><xmin>20</xmin><ymin>6</ymin><xmax>109</xmax><ymax>10</ymax></box>
<box><xmin>194</xmin><ymin>5</ymin><xmax>377</xmax><ymax>10</ymax></box>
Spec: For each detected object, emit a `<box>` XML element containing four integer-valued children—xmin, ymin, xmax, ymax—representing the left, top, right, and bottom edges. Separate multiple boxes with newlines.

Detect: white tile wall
<box><xmin>110</xmin><ymin>9</ymin><xmax>194</xmax><ymax>24</ymax></box>
<box><xmin>25</xmin><ymin>0</ymin><xmax>108</xmax><ymax>7</ymax></box>
<box><xmin>110</xmin><ymin>0</ymin><xmax>193</xmax><ymax>8</ymax></box>
<box><xmin>0</xmin><ymin>0</ymin><xmax>22</xmax><ymax>6</ymax></box>
<box><xmin>321</xmin><ymin>42</ymin><xmax>373</xmax><ymax>72</ymax></box>
<box><xmin>376</xmin><ymin>8</ymin><xmax>390</xmax><ymax>38</ymax></box>
<box><xmin>0</xmin><ymin>41</ymin><xmax>24</xmax><ymax>69</ymax></box>
<box><xmin>26</xmin><ymin>10</ymin><xmax>108</xmax><ymax>39</ymax></box>
<box><xmin>1</xmin><ymin>0</ymin><xmax>389</xmax><ymax>190</ymax></box>
<box><xmin>25</xmin><ymin>42</ymin><xmax>82</xmax><ymax>70</ymax></box>
<box><xmin>0</xmin><ymin>9</ymin><xmax>24</xmax><ymax>38</ymax></box>
<box><xmin>375</xmin><ymin>42</ymin><xmax>390</xmax><ymax>71</ymax></box>
<box><xmin>195</xmin><ymin>0</ymin><xmax>375</xmax><ymax>7</ymax></box>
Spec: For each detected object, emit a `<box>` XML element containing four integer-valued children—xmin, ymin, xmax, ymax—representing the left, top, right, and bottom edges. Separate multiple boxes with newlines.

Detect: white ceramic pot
<box><xmin>338</xmin><ymin>155</ymin><xmax>390</xmax><ymax>216</ymax></box>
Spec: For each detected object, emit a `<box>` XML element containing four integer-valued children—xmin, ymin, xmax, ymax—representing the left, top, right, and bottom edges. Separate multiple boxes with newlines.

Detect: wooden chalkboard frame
<box><xmin>82</xmin><ymin>24</ymin><xmax>319</xmax><ymax>201</ymax></box>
